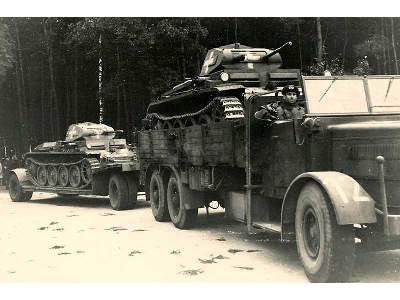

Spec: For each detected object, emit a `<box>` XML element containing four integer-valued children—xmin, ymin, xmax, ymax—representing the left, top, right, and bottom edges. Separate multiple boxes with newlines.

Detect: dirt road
<box><xmin>0</xmin><ymin>190</ymin><xmax>399</xmax><ymax>282</ymax></box>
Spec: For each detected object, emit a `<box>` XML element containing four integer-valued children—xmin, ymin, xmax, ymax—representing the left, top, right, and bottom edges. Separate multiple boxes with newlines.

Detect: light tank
<box><xmin>144</xmin><ymin>41</ymin><xmax>301</xmax><ymax>129</ymax></box>
<box><xmin>8</xmin><ymin>122</ymin><xmax>140</xmax><ymax>210</ymax></box>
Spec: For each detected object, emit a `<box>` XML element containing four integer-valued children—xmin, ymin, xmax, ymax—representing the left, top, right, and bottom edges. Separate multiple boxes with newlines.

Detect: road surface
<box><xmin>0</xmin><ymin>189</ymin><xmax>399</xmax><ymax>282</ymax></box>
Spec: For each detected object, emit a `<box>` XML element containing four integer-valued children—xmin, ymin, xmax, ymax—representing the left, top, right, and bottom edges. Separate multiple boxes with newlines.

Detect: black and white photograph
<box><xmin>1</xmin><ymin>1</ymin><xmax>400</xmax><ymax>290</ymax></box>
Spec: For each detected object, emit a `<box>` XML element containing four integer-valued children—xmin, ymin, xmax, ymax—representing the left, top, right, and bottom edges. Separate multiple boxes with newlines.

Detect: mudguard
<box><xmin>10</xmin><ymin>168</ymin><xmax>30</xmax><ymax>185</ymax></box>
<box><xmin>281</xmin><ymin>172</ymin><xmax>377</xmax><ymax>240</ymax></box>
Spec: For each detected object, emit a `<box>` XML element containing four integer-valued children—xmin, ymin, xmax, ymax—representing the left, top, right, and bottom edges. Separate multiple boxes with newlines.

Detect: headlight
<box><xmin>220</xmin><ymin>72</ymin><xmax>229</xmax><ymax>82</ymax></box>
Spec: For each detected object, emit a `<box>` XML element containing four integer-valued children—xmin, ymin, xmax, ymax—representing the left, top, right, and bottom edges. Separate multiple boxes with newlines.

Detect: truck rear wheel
<box><xmin>109</xmin><ymin>173</ymin><xmax>130</xmax><ymax>210</ymax></box>
<box><xmin>149</xmin><ymin>170</ymin><xmax>170</xmax><ymax>221</ymax></box>
<box><xmin>295</xmin><ymin>182</ymin><xmax>355</xmax><ymax>282</ymax></box>
<box><xmin>8</xmin><ymin>173</ymin><xmax>32</xmax><ymax>202</ymax></box>
<box><xmin>166</xmin><ymin>174</ymin><xmax>198</xmax><ymax>229</ymax></box>
<box><xmin>124</xmin><ymin>173</ymin><xmax>138</xmax><ymax>209</ymax></box>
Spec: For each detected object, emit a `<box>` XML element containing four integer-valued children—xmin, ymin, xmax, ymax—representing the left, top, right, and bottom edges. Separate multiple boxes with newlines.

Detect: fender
<box><xmin>281</xmin><ymin>171</ymin><xmax>377</xmax><ymax>241</ymax></box>
<box><xmin>10</xmin><ymin>168</ymin><xmax>30</xmax><ymax>184</ymax></box>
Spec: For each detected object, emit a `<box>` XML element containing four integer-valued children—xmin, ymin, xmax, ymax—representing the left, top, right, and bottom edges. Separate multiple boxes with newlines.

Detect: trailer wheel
<box><xmin>167</xmin><ymin>174</ymin><xmax>198</xmax><ymax>229</ymax></box>
<box><xmin>149</xmin><ymin>170</ymin><xmax>170</xmax><ymax>221</ymax></box>
<box><xmin>108</xmin><ymin>173</ymin><xmax>130</xmax><ymax>210</ymax></box>
<box><xmin>124</xmin><ymin>173</ymin><xmax>138</xmax><ymax>209</ymax></box>
<box><xmin>8</xmin><ymin>173</ymin><xmax>32</xmax><ymax>202</ymax></box>
<box><xmin>295</xmin><ymin>182</ymin><xmax>355</xmax><ymax>282</ymax></box>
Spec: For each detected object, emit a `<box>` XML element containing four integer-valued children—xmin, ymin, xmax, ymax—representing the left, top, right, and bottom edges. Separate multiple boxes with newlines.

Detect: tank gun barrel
<box><xmin>265</xmin><ymin>41</ymin><xmax>292</xmax><ymax>60</ymax></box>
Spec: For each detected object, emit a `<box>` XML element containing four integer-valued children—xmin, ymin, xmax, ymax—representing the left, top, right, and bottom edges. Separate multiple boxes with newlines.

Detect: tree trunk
<box><xmin>13</xmin><ymin>19</ymin><xmax>29</xmax><ymax>149</ymax></box>
<box><xmin>391</xmin><ymin>18</ymin><xmax>399</xmax><ymax>74</ymax></box>
<box><xmin>40</xmin><ymin>58</ymin><xmax>46</xmax><ymax>141</ymax></box>
<box><xmin>381</xmin><ymin>18</ymin><xmax>388</xmax><ymax>74</ymax></box>
<box><xmin>122</xmin><ymin>83</ymin><xmax>130</xmax><ymax>132</ymax></box>
<box><xmin>180</xmin><ymin>38</ymin><xmax>186</xmax><ymax>79</ymax></box>
<box><xmin>43</xmin><ymin>18</ymin><xmax>60</xmax><ymax>138</ymax></box>
<box><xmin>342</xmin><ymin>18</ymin><xmax>348</xmax><ymax>72</ymax></box>
<box><xmin>116</xmin><ymin>47</ymin><xmax>121</xmax><ymax>129</ymax></box>
<box><xmin>73</xmin><ymin>46</ymin><xmax>79</xmax><ymax>123</ymax></box>
<box><xmin>296</xmin><ymin>18</ymin><xmax>303</xmax><ymax>71</ymax></box>
<box><xmin>316</xmin><ymin>17</ymin><xmax>323</xmax><ymax>63</ymax></box>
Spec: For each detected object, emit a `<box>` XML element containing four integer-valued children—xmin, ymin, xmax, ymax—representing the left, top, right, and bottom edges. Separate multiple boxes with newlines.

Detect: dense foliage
<box><xmin>0</xmin><ymin>17</ymin><xmax>399</xmax><ymax>155</ymax></box>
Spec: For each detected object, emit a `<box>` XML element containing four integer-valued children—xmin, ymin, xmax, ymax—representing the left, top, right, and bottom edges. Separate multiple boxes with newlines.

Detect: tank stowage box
<box><xmin>8</xmin><ymin>122</ymin><xmax>140</xmax><ymax>210</ymax></box>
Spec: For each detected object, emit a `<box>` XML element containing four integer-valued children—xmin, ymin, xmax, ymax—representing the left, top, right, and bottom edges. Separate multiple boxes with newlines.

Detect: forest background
<box><xmin>0</xmin><ymin>17</ymin><xmax>399</xmax><ymax>154</ymax></box>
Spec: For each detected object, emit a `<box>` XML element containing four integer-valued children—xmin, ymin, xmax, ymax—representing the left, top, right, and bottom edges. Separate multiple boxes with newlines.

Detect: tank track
<box><xmin>25</xmin><ymin>157</ymin><xmax>99</xmax><ymax>189</ymax></box>
<box><xmin>146</xmin><ymin>96</ymin><xmax>244</xmax><ymax>129</ymax></box>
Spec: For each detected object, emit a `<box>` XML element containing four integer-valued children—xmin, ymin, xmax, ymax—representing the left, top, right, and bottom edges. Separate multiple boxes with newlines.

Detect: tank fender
<box><xmin>168</xmin><ymin>165</ymin><xmax>205</xmax><ymax>210</ymax></box>
<box><xmin>10</xmin><ymin>168</ymin><xmax>30</xmax><ymax>184</ymax></box>
<box><xmin>281</xmin><ymin>172</ymin><xmax>377</xmax><ymax>241</ymax></box>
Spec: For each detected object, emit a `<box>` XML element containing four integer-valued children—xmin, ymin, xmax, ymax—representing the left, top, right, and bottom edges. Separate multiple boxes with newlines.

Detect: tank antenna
<box><xmin>235</xmin><ymin>17</ymin><xmax>238</xmax><ymax>44</ymax></box>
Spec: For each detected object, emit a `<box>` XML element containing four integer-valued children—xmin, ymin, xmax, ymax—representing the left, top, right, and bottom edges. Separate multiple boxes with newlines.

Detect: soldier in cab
<box><xmin>254</xmin><ymin>85</ymin><xmax>305</xmax><ymax>123</ymax></box>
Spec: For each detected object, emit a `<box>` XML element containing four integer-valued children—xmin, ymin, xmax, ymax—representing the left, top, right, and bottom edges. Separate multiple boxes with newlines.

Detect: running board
<box><xmin>252</xmin><ymin>222</ymin><xmax>282</xmax><ymax>234</ymax></box>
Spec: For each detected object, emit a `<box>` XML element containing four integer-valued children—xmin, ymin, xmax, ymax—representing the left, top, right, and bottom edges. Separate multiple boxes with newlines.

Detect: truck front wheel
<box><xmin>295</xmin><ymin>182</ymin><xmax>355</xmax><ymax>282</ymax></box>
<box><xmin>109</xmin><ymin>173</ymin><xmax>130</xmax><ymax>210</ymax></box>
<box><xmin>8</xmin><ymin>173</ymin><xmax>32</xmax><ymax>202</ymax></box>
<box><xmin>149</xmin><ymin>170</ymin><xmax>170</xmax><ymax>221</ymax></box>
<box><xmin>167</xmin><ymin>175</ymin><xmax>197</xmax><ymax>229</ymax></box>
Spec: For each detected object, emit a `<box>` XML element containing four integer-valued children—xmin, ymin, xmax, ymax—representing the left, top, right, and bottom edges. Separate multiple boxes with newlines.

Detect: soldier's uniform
<box><xmin>276</xmin><ymin>103</ymin><xmax>305</xmax><ymax>120</ymax></box>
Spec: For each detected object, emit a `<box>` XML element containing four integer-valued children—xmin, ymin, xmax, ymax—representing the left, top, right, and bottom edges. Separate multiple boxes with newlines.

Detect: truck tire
<box><xmin>295</xmin><ymin>182</ymin><xmax>355</xmax><ymax>282</ymax></box>
<box><xmin>108</xmin><ymin>173</ymin><xmax>130</xmax><ymax>210</ymax></box>
<box><xmin>124</xmin><ymin>173</ymin><xmax>138</xmax><ymax>209</ymax></box>
<box><xmin>166</xmin><ymin>174</ymin><xmax>198</xmax><ymax>229</ymax></box>
<box><xmin>8</xmin><ymin>173</ymin><xmax>33</xmax><ymax>202</ymax></box>
<box><xmin>149</xmin><ymin>170</ymin><xmax>170</xmax><ymax>222</ymax></box>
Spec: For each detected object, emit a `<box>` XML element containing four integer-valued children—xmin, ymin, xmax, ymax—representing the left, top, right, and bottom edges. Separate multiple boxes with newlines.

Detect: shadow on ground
<box><xmin>29</xmin><ymin>194</ymin><xmax>150</xmax><ymax>210</ymax></box>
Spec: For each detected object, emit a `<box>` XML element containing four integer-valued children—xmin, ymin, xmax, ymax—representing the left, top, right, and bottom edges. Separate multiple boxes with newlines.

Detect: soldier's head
<box><xmin>282</xmin><ymin>85</ymin><xmax>300</xmax><ymax>105</ymax></box>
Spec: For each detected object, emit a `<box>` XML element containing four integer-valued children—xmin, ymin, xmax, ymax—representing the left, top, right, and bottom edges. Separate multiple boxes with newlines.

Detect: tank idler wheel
<box><xmin>295</xmin><ymin>182</ymin><xmax>355</xmax><ymax>282</ymax></box>
<box><xmin>149</xmin><ymin>170</ymin><xmax>170</xmax><ymax>222</ymax></box>
<box><xmin>36</xmin><ymin>165</ymin><xmax>48</xmax><ymax>186</ymax></box>
<box><xmin>58</xmin><ymin>166</ymin><xmax>69</xmax><ymax>187</ymax></box>
<box><xmin>80</xmin><ymin>161</ymin><xmax>92</xmax><ymax>184</ymax></box>
<box><xmin>69</xmin><ymin>165</ymin><xmax>81</xmax><ymax>188</ymax></box>
<box><xmin>109</xmin><ymin>173</ymin><xmax>131</xmax><ymax>210</ymax></box>
<box><xmin>8</xmin><ymin>173</ymin><xmax>33</xmax><ymax>202</ymax></box>
<box><xmin>47</xmin><ymin>166</ymin><xmax>58</xmax><ymax>187</ymax></box>
<box><xmin>166</xmin><ymin>174</ymin><xmax>198</xmax><ymax>229</ymax></box>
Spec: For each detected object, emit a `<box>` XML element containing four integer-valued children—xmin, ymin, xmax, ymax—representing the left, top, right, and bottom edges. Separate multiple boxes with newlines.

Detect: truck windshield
<box><xmin>303</xmin><ymin>76</ymin><xmax>400</xmax><ymax>114</ymax></box>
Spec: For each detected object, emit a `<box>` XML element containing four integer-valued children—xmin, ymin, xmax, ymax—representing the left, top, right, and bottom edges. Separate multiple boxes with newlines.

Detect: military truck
<box><xmin>8</xmin><ymin>122</ymin><xmax>140</xmax><ymax>210</ymax></box>
<box><xmin>138</xmin><ymin>42</ymin><xmax>400</xmax><ymax>282</ymax></box>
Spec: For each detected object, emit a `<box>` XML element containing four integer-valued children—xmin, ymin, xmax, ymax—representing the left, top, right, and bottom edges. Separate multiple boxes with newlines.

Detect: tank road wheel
<box><xmin>184</xmin><ymin>117</ymin><xmax>197</xmax><ymax>127</ymax></box>
<box><xmin>198</xmin><ymin>114</ymin><xmax>212</xmax><ymax>125</ymax></box>
<box><xmin>149</xmin><ymin>170</ymin><xmax>170</xmax><ymax>222</ymax></box>
<box><xmin>36</xmin><ymin>165</ymin><xmax>48</xmax><ymax>186</ymax></box>
<box><xmin>8</xmin><ymin>173</ymin><xmax>32</xmax><ymax>202</ymax></box>
<box><xmin>295</xmin><ymin>182</ymin><xmax>355</xmax><ymax>282</ymax></box>
<box><xmin>166</xmin><ymin>174</ymin><xmax>198</xmax><ymax>229</ymax></box>
<box><xmin>173</xmin><ymin>119</ymin><xmax>184</xmax><ymax>129</ymax></box>
<box><xmin>58</xmin><ymin>166</ymin><xmax>69</xmax><ymax>187</ymax></box>
<box><xmin>69</xmin><ymin>165</ymin><xmax>81</xmax><ymax>188</ymax></box>
<box><xmin>47</xmin><ymin>166</ymin><xmax>58</xmax><ymax>187</ymax></box>
<box><xmin>108</xmin><ymin>173</ymin><xmax>130</xmax><ymax>210</ymax></box>
<box><xmin>80</xmin><ymin>161</ymin><xmax>92</xmax><ymax>185</ymax></box>
<box><xmin>162</xmin><ymin>121</ymin><xmax>173</xmax><ymax>130</ymax></box>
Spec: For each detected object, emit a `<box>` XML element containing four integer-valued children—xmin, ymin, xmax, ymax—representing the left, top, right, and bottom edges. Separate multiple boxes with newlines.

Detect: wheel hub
<box><xmin>303</xmin><ymin>207</ymin><xmax>321</xmax><ymax>259</ymax></box>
